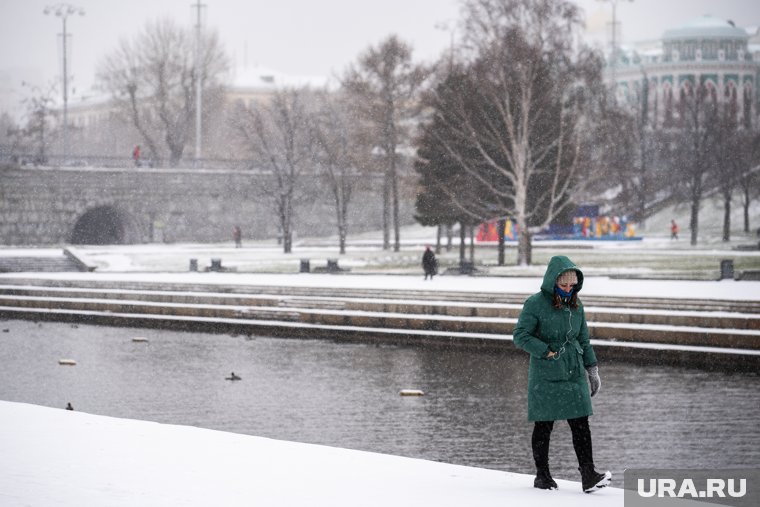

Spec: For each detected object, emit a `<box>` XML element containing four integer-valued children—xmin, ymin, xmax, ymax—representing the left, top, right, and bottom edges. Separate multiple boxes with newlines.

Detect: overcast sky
<box><xmin>0</xmin><ymin>0</ymin><xmax>758</xmax><ymax>114</ymax></box>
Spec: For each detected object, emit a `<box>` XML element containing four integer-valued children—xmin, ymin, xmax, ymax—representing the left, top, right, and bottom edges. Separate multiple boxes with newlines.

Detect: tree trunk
<box><xmin>722</xmin><ymin>190</ymin><xmax>731</xmax><ymax>242</ymax></box>
<box><xmin>391</xmin><ymin>162</ymin><xmax>400</xmax><ymax>252</ymax></box>
<box><xmin>446</xmin><ymin>224</ymin><xmax>452</xmax><ymax>252</ymax></box>
<box><xmin>743</xmin><ymin>185</ymin><xmax>751</xmax><ymax>233</ymax></box>
<box><xmin>382</xmin><ymin>170</ymin><xmax>390</xmax><ymax>250</ymax></box>
<box><xmin>689</xmin><ymin>191</ymin><xmax>700</xmax><ymax>246</ymax></box>
<box><xmin>435</xmin><ymin>225</ymin><xmax>442</xmax><ymax>254</ymax></box>
<box><xmin>637</xmin><ymin>129</ymin><xmax>648</xmax><ymax>229</ymax></box>
<box><xmin>168</xmin><ymin>145</ymin><xmax>184</xmax><ymax>168</ymax></box>
<box><xmin>282</xmin><ymin>201</ymin><xmax>293</xmax><ymax>254</ymax></box>
<box><xmin>129</xmin><ymin>90</ymin><xmax>161</xmax><ymax>167</ymax></box>
<box><xmin>514</xmin><ymin>168</ymin><xmax>531</xmax><ymax>266</ymax></box>
<box><xmin>458</xmin><ymin>223</ymin><xmax>466</xmax><ymax>263</ymax></box>
<box><xmin>338</xmin><ymin>224</ymin><xmax>346</xmax><ymax>254</ymax></box>
<box><xmin>468</xmin><ymin>225</ymin><xmax>475</xmax><ymax>262</ymax></box>
<box><xmin>282</xmin><ymin>223</ymin><xmax>292</xmax><ymax>253</ymax></box>
<box><xmin>497</xmin><ymin>218</ymin><xmax>506</xmax><ymax>266</ymax></box>
<box><xmin>337</xmin><ymin>203</ymin><xmax>346</xmax><ymax>255</ymax></box>
<box><xmin>334</xmin><ymin>190</ymin><xmax>347</xmax><ymax>255</ymax></box>
<box><xmin>518</xmin><ymin>228</ymin><xmax>532</xmax><ymax>266</ymax></box>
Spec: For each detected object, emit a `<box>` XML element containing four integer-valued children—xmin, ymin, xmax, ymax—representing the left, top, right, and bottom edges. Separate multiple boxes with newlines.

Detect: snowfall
<box><xmin>1</xmin><ymin>240</ymin><xmax>758</xmax><ymax>506</ymax></box>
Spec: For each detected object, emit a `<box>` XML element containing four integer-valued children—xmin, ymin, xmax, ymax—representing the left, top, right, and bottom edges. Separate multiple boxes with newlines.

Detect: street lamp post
<box><xmin>192</xmin><ymin>1</ymin><xmax>206</xmax><ymax>168</ymax></box>
<box><xmin>44</xmin><ymin>3</ymin><xmax>85</xmax><ymax>166</ymax></box>
<box><xmin>596</xmin><ymin>0</ymin><xmax>633</xmax><ymax>85</ymax></box>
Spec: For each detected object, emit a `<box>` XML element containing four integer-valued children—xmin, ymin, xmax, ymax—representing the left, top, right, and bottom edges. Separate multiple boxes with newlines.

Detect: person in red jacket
<box><xmin>132</xmin><ymin>145</ymin><xmax>141</xmax><ymax>167</ymax></box>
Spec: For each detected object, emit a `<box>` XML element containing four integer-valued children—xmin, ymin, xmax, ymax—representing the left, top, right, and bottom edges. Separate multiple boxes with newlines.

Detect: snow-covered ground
<box><xmin>0</xmin><ymin>401</ymin><xmax>623</xmax><ymax>506</ymax></box>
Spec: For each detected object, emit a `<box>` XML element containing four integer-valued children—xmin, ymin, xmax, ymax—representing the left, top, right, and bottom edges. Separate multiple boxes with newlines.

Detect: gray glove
<box><xmin>586</xmin><ymin>365</ymin><xmax>601</xmax><ymax>397</ymax></box>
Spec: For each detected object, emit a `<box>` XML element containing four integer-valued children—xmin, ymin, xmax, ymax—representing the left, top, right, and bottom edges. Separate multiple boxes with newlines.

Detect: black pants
<box><xmin>532</xmin><ymin>416</ymin><xmax>593</xmax><ymax>470</ymax></box>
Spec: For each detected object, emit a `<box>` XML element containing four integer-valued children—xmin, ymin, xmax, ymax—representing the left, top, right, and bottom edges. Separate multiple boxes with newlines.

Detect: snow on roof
<box><xmin>663</xmin><ymin>15</ymin><xmax>749</xmax><ymax>41</ymax></box>
<box><xmin>231</xmin><ymin>65</ymin><xmax>330</xmax><ymax>91</ymax></box>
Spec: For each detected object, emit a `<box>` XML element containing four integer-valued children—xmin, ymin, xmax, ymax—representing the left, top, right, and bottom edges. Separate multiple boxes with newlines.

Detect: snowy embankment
<box><xmin>2</xmin><ymin>271</ymin><xmax>759</xmax><ymax>301</ymax></box>
<box><xmin>0</xmin><ymin>401</ymin><xmax>623</xmax><ymax>506</ymax></box>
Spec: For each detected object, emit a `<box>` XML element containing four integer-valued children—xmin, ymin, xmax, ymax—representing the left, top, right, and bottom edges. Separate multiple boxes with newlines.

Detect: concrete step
<box><xmin>1</xmin><ymin>277</ymin><xmax>759</xmax><ymax>313</ymax></box>
<box><xmin>1</xmin><ymin>285</ymin><xmax>757</xmax><ymax>331</ymax></box>
<box><xmin>0</xmin><ymin>256</ymin><xmax>84</xmax><ymax>273</ymax></box>
<box><xmin>0</xmin><ymin>295</ymin><xmax>300</xmax><ymax>322</ymax></box>
<box><xmin>2</xmin><ymin>294</ymin><xmax>758</xmax><ymax>350</ymax></box>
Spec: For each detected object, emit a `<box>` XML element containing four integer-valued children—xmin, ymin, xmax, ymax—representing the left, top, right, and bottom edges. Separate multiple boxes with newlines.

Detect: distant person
<box><xmin>65</xmin><ymin>402</ymin><xmax>74</xmax><ymax>411</ymax></box>
<box><xmin>670</xmin><ymin>219</ymin><xmax>679</xmax><ymax>240</ymax></box>
<box><xmin>513</xmin><ymin>256</ymin><xmax>611</xmax><ymax>493</ymax></box>
<box><xmin>132</xmin><ymin>145</ymin><xmax>141</xmax><ymax>167</ymax></box>
<box><xmin>233</xmin><ymin>225</ymin><xmax>242</xmax><ymax>248</ymax></box>
<box><xmin>422</xmin><ymin>246</ymin><xmax>437</xmax><ymax>280</ymax></box>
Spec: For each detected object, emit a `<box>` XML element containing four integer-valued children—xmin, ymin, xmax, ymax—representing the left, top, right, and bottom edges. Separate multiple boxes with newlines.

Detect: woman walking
<box><xmin>513</xmin><ymin>255</ymin><xmax>611</xmax><ymax>493</ymax></box>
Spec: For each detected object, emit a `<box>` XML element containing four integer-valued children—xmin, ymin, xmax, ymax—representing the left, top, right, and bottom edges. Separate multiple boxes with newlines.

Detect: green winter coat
<box><xmin>513</xmin><ymin>255</ymin><xmax>597</xmax><ymax>422</ymax></box>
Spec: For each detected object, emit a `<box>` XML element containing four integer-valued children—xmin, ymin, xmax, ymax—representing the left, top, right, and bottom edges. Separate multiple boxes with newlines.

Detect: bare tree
<box><xmin>97</xmin><ymin>18</ymin><xmax>228</xmax><ymax>167</ymax></box>
<box><xmin>737</xmin><ymin>133</ymin><xmax>760</xmax><ymax>234</ymax></box>
<box><xmin>235</xmin><ymin>88</ymin><xmax>315</xmax><ymax>253</ymax></box>
<box><xmin>16</xmin><ymin>81</ymin><xmax>59</xmax><ymax>165</ymax></box>
<box><xmin>342</xmin><ymin>35</ymin><xmax>429</xmax><ymax>252</ymax></box>
<box><xmin>423</xmin><ymin>0</ymin><xmax>605</xmax><ymax>266</ymax></box>
<box><xmin>711</xmin><ymin>100</ymin><xmax>743</xmax><ymax>242</ymax></box>
<box><xmin>312</xmin><ymin>92</ymin><xmax>366</xmax><ymax>254</ymax></box>
<box><xmin>667</xmin><ymin>82</ymin><xmax>717</xmax><ymax>246</ymax></box>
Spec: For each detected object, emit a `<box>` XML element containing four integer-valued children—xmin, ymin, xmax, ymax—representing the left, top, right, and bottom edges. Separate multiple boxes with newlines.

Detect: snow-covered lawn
<box><xmin>0</xmin><ymin>401</ymin><xmax>623</xmax><ymax>506</ymax></box>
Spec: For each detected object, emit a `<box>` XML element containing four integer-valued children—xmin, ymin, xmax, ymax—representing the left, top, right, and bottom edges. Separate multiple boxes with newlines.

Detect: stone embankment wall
<box><xmin>0</xmin><ymin>166</ymin><xmax>404</xmax><ymax>245</ymax></box>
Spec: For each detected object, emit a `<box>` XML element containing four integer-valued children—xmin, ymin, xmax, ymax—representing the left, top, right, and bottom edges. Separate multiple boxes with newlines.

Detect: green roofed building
<box><xmin>612</xmin><ymin>15</ymin><xmax>760</xmax><ymax>129</ymax></box>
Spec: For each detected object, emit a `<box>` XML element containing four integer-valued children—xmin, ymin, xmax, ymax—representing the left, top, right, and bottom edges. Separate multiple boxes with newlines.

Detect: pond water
<box><xmin>1</xmin><ymin>319</ymin><xmax>758</xmax><ymax>481</ymax></box>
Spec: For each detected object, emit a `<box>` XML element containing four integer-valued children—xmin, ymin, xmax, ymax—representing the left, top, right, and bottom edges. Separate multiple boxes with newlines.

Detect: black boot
<box><xmin>534</xmin><ymin>467</ymin><xmax>558</xmax><ymax>490</ymax></box>
<box><xmin>578</xmin><ymin>464</ymin><xmax>611</xmax><ymax>493</ymax></box>
<box><xmin>532</xmin><ymin>421</ymin><xmax>557</xmax><ymax>490</ymax></box>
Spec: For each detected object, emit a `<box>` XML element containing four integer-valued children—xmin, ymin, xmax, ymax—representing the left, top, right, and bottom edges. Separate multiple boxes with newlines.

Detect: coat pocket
<box><xmin>533</xmin><ymin>356</ymin><xmax>569</xmax><ymax>382</ymax></box>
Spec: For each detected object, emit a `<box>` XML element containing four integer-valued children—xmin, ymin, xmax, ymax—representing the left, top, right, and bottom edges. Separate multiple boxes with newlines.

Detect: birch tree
<box><xmin>422</xmin><ymin>0</ymin><xmax>604</xmax><ymax>265</ymax></box>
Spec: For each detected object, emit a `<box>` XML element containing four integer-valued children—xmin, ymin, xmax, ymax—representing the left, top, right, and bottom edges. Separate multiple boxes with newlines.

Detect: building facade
<box><xmin>61</xmin><ymin>66</ymin><xmax>329</xmax><ymax>164</ymax></box>
<box><xmin>613</xmin><ymin>15</ymin><xmax>760</xmax><ymax>129</ymax></box>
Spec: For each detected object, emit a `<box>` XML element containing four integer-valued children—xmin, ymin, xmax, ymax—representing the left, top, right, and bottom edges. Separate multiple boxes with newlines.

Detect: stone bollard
<box><xmin>189</xmin><ymin>258</ymin><xmax>198</xmax><ymax>272</ymax></box>
<box><xmin>300</xmin><ymin>259</ymin><xmax>310</xmax><ymax>273</ymax></box>
<box><xmin>210</xmin><ymin>258</ymin><xmax>222</xmax><ymax>272</ymax></box>
<box><xmin>460</xmin><ymin>260</ymin><xmax>475</xmax><ymax>275</ymax></box>
<box><xmin>327</xmin><ymin>259</ymin><xmax>340</xmax><ymax>272</ymax></box>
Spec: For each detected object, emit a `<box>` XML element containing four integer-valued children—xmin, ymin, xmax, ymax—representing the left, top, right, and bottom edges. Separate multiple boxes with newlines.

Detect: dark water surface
<box><xmin>1</xmin><ymin>319</ymin><xmax>758</xmax><ymax>481</ymax></box>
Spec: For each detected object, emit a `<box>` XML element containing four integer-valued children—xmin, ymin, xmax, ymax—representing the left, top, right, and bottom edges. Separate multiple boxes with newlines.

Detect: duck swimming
<box><xmin>225</xmin><ymin>372</ymin><xmax>241</xmax><ymax>381</ymax></box>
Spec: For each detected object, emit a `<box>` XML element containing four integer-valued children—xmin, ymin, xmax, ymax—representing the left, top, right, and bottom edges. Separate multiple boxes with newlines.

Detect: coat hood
<box><xmin>540</xmin><ymin>255</ymin><xmax>584</xmax><ymax>295</ymax></box>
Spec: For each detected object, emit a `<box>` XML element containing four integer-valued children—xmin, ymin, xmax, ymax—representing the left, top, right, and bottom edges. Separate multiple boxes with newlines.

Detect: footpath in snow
<box><xmin>0</xmin><ymin>401</ymin><xmax>624</xmax><ymax>507</ymax></box>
